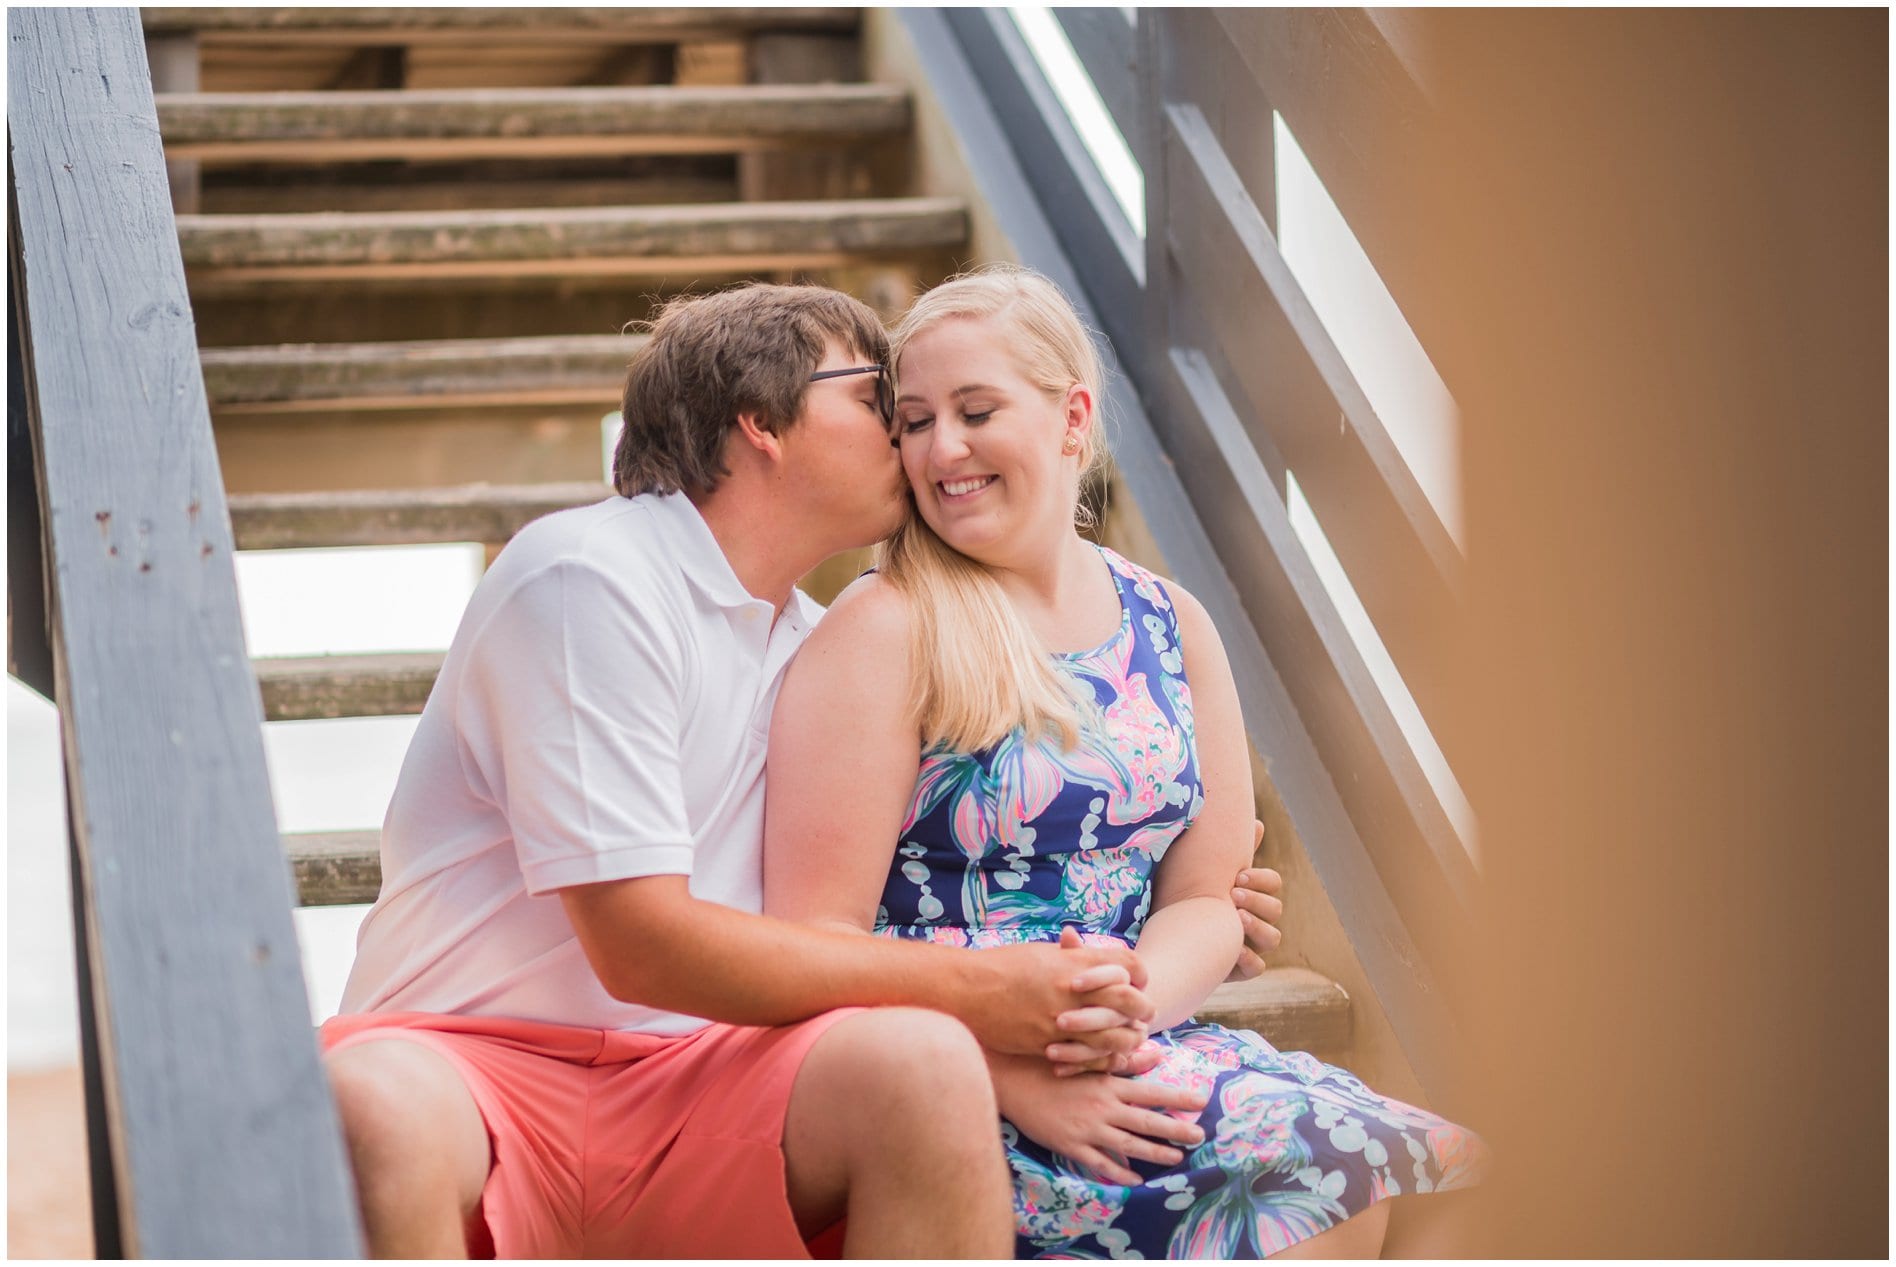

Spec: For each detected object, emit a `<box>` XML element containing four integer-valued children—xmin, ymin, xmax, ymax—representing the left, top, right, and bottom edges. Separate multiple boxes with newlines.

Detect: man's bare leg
<box><xmin>783</xmin><ymin>1008</ymin><xmax>1015</xmax><ymax>1258</ymax></box>
<box><xmin>325</xmin><ymin>1041</ymin><xmax>492</xmax><ymax>1258</ymax></box>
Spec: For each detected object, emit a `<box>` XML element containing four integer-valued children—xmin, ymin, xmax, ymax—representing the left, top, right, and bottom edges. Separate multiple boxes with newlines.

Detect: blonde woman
<box><xmin>764</xmin><ymin>266</ymin><xmax>1486</xmax><ymax>1258</ymax></box>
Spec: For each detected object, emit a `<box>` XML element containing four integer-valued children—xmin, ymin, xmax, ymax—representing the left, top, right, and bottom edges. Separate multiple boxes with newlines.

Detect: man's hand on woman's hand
<box><xmin>989</xmin><ymin>1053</ymin><xmax>1210</xmax><ymax>1187</ymax></box>
<box><xmin>1228</xmin><ymin>821</ymin><xmax>1284</xmax><ymax>982</ymax></box>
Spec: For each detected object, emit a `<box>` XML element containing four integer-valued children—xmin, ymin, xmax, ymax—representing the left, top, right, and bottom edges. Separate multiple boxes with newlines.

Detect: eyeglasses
<box><xmin>809</xmin><ymin>364</ymin><xmax>895</xmax><ymax>429</ymax></box>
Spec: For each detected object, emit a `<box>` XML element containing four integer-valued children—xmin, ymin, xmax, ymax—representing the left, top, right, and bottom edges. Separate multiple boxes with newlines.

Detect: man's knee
<box><xmin>325</xmin><ymin>1039</ymin><xmax>490</xmax><ymax>1207</ymax></box>
<box><xmin>810</xmin><ymin>1008</ymin><xmax>995</xmax><ymax>1124</ymax></box>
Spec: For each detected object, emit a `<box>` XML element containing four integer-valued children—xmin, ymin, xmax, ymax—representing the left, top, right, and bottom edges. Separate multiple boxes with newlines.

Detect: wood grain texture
<box><xmin>157</xmin><ymin>83</ymin><xmax>910</xmax><ymax>162</ymax></box>
<box><xmin>230</xmin><ymin>480</ymin><xmax>610</xmax><ymax>548</ymax></box>
<box><xmin>255</xmin><ymin>652</ymin><xmax>443</xmax><ymax>720</ymax></box>
<box><xmin>7</xmin><ymin>7</ymin><xmax>361</xmax><ymax>1254</ymax></box>
<box><xmin>1199</xmin><ymin>969</ymin><xmax>1352</xmax><ymax>1059</ymax></box>
<box><xmin>283</xmin><ymin>831</ymin><xmax>382</xmax><ymax>906</ymax></box>
<box><xmin>202</xmin><ymin>333</ymin><xmax>641</xmax><ymax>411</ymax></box>
<box><xmin>142</xmin><ymin>8</ymin><xmax>860</xmax><ymax>41</ymax></box>
<box><xmin>176</xmin><ymin>197</ymin><xmax>968</xmax><ymax>282</ymax></box>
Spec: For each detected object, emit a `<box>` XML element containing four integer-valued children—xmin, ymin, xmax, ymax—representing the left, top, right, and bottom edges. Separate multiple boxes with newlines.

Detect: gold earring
<box><xmin>1062</xmin><ymin>434</ymin><xmax>1080</xmax><ymax>454</ymax></box>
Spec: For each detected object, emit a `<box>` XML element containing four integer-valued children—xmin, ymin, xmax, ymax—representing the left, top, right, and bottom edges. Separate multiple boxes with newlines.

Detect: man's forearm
<box><xmin>572</xmin><ymin>880</ymin><xmax>987</xmax><ymax>1024</ymax></box>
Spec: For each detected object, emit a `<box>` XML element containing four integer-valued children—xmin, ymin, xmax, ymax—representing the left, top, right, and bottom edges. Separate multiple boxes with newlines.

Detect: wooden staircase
<box><xmin>148</xmin><ymin>6</ymin><xmax>1349</xmax><ymax>1061</ymax></box>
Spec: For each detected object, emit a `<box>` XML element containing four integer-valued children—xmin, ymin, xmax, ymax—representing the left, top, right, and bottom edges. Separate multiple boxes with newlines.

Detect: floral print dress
<box><xmin>873</xmin><ymin>546</ymin><xmax>1488</xmax><ymax>1258</ymax></box>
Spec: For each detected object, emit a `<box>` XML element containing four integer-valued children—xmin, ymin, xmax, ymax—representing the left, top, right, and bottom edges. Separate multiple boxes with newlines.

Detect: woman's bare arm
<box><xmin>763</xmin><ymin>575</ymin><xmax>925</xmax><ymax>934</ymax></box>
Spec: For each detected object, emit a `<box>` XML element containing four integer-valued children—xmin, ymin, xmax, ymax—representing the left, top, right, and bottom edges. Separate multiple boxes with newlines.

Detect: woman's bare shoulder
<box><xmin>813</xmin><ymin>571</ymin><xmax>911</xmax><ymax>641</ymax></box>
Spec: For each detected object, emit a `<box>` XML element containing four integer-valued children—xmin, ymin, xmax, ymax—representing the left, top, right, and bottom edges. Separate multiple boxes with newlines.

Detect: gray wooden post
<box><xmin>9</xmin><ymin>9</ymin><xmax>364</xmax><ymax>1255</ymax></box>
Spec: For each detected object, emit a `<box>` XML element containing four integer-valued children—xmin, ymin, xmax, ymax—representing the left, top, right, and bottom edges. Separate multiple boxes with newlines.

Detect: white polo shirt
<box><xmin>338</xmin><ymin>492</ymin><xmax>823</xmax><ymax>1035</ymax></box>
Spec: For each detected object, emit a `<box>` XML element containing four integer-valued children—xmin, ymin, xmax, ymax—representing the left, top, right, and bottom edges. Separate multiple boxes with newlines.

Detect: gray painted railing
<box><xmin>904</xmin><ymin>7</ymin><xmax>1476</xmax><ymax>1106</ymax></box>
<box><xmin>8</xmin><ymin>7</ymin><xmax>362</xmax><ymax>1255</ymax></box>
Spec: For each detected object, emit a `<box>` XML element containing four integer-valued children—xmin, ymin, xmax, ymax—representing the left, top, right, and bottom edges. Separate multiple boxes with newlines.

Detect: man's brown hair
<box><xmin>613</xmin><ymin>283</ymin><xmax>889</xmax><ymax>497</ymax></box>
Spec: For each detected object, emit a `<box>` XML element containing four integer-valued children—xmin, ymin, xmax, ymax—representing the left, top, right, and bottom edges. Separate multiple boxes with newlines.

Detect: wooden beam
<box><xmin>176</xmin><ymin>197</ymin><xmax>968</xmax><ymax>283</ymax></box>
<box><xmin>157</xmin><ymin>84</ymin><xmax>910</xmax><ymax>163</ymax></box>
<box><xmin>256</xmin><ymin>652</ymin><xmax>442</xmax><ymax>721</ymax></box>
<box><xmin>230</xmin><ymin>481</ymin><xmax>611</xmax><ymax>549</ymax></box>
<box><xmin>142</xmin><ymin>8</ymin><xmax>861</xmax><ymax>42</ymax></box>
<box><xmin>202</xmin><ymin>333</ymin><xmax>641</xmax><ymax>413</ymax></box>
<box><xmin>1156</xmin><ymin>345</ymin><xmax>1476</xmax><ymax>944</ymax></box>
<box><xmin>8</xmin><ymin>8</ymin><xmax>361</xmax><ymax>1254</ymax></box>
<box><xmin>1050</xmin><ymin>8</ymin><xmax>1144</xmax><ymax>168</ymax></box>
<box><xmin>1209</xmin><ymin>10</ymin><xmax>1455</xmax><ymax>398</ymax></box>
<box><xmin>941</xmin><ymin>10</ymin><xmax>1142</xmax><ymax>353</ymax></box>
<box><xmin>1163</xmin><ymin>102</ymin><xmax>1465</xmax><ymax>758</ymax></box>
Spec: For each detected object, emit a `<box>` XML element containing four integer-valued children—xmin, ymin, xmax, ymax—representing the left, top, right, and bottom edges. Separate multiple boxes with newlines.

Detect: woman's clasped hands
<box><xmin>993</xmin><ymin>926</ymin><xmax>1211</xmax><ymax>1187</ymax></box>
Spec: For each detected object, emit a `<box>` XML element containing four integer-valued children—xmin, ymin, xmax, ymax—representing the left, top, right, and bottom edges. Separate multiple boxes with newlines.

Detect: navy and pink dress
<box><xmin>873</xmin><ymin>546</ymin><xmax>1488</xmax><ymax>1258</ymax></box>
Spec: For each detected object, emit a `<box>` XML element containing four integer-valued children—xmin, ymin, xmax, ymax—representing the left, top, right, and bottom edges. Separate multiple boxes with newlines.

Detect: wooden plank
<box><xmin>157</xmin><ymin>84</ymin><xmax>910</xmax><ymax>163</ymax></box>
<box><xmin>213</xmin><ymin>408</ymin><xmax>612</xmax><ymax>496</ymax></box>
<box><xmin>175</xmin><ymin>197</ymin><xmax>968</xmax><ymax>283</ymax></box>
<box><xmin>143</xmin><ymin>8</ymin><xmax>860</xmax><ymax>42</ymax></box>
<box><xmin>230</xmin><ymin>481</ymin><xmax>610</xmax><ymax>549</ymax></box>
<box><xmin>1163</xmin><ymin>102</ymin><xmax>1465</xmax><ymax>756</ymax></box>
<box><xmin>1150</xmin><ymin>10</ymin><xmax>1275</xmax><ymax>233</ymax></box>
<box><xmin>1198</xmin><ymin>968</ymin><xmax>1351</xmax><ymax>1059</ymax></box>
<box><xmin>284</xmin><ymin>831</ymin><xmax>382</xmax><ymax>906</ymax></box>
<box><xmin>1208</xmin><ymin>10</ymin><xmax>1457</xmax><ymax>400</ymax></box>
<box><xmin>1050</xmin><ymin>8</ymin><xmax>1144</xmax><ymax>168</ymax></box>
<box><xmin>200</xmin><ymin>171</ymin><xmax>738</xmax><ymax>215</ymax></box>
<box><xmin>896</xmin><ymin>7</ymin><xmax>1465</xmax><ymax>1109</ymax></box>
<box><xmin>739</xmin><ymin>36</ymin><xmax>875</xmax><ymax>202</ymax></box>
<box><xmin>202</xmin><ymin>334</ymin><xmax>641</xmax><ymax>412</ymax></box>
<box><xmin>257</xmin><ymin>652</ymin><xmax>442</xmax><ymax>721</ymax></box>
<box><xmin>941</xmin><ymin>10</ymin><xmax>1142</xmax><ymax>352</ymax></box>
<box><xmin>1155</xmin><ymin>345</ymin><xmax>1476</xmax><ymax>943</ymax></box>
<box><xmin>7</xmin><ymin>8</ymin><xmax>361</xmax><ymax>1254</ymax></box>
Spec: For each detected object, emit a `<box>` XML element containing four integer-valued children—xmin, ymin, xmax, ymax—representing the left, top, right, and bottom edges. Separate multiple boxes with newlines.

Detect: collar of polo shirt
<box><xmin>645</xmin><ymin>491</ymin><xmax>822</xmax><ymax>631</ymax></box>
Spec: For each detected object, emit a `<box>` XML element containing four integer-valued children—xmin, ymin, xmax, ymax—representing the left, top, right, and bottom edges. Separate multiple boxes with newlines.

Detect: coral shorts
<box><xmin>320</xmin><ymin>1008</ymin><xmax>861</xmax><ymax>1259</ymax></box>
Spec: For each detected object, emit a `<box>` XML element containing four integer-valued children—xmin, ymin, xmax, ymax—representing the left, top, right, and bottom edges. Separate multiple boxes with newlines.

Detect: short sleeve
<box><xmin>458</xmin><ymin>560</ymin><xmax>695</xmax><ymax>895</ymax></box>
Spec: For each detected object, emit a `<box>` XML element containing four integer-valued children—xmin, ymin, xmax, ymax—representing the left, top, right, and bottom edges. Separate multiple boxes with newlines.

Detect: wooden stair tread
<box><xmin>144</xmin><ymin>8</ymin><xmax>860</xmax><ymax>40</ymax></box>
<box><xmin>158</xmin><ymin>84</ymin><xmax>910</xmax><ymax>162</ymax></box>
<box><xmin>256</xmin><ymin>652</ymin><xmax>441</xmax><ymax>721</ymax></box>
<box><xmin>202</xmin><ymin>333</ymin><xmax>642</xmax><ymax>411</ymax></box>
<box><xmin>283</xmin><ymin>830</ymin><xmax>382</xmax><ymax>906</ymax></box>
<box><xmin>1196</xmin><ymin>969</ymin><xmax>1353</xmax><ymax>1056</ymax></box>
<box><xmin>177</xmin><ymin>197</ymin><xmax>969</xmax><ymax>282</ymax></box>
<box><xmin>230</xmin><ymin>481</ymin><xmax>611</xmax><ymax>548</ymax></box>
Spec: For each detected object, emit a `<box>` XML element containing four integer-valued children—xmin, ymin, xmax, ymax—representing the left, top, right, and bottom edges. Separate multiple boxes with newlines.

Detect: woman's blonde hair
<box><xmin>877</xmin><ymin>264</ymin><xmax>1113</xmax><ymax>753</ymax></box>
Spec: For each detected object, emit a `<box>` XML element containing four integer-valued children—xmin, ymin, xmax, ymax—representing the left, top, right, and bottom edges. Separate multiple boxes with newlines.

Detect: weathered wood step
<box><xmin>257</xmin><ymin>652</ymin><xmax>441</xmax><ymax>721</ymax></box>
<box><xmin>284</xmin><ymin>830</ymin><xmax>382</xmax><ymax>906</ymax></box>
<box><xmin>159</xmin><ymin>85</ymin><xmax>910</xmax><ymax>163</ymax></box>
<box><xmin>144</xmin><ymin>8</ymin><xmax>859</xmax><ymax>42</ymax></box>
<box><xmin>1197</xmin><ymin>969</ymin><xmax>1353</xmax><ymax>1057</ymax></box>
<box><xmin>202</xmin><ymin>334</ymin><xmax>641</xmax><ymax>413</ymax></box>
<box><xmin>178</xmin><ymin>197</ymin><xmax>968</xmax><ymax>283</ymax></box>
<box><xmin>231</xmin><ymin>481</ymin><xmax>610</xmax><ymax>548</ymax></box>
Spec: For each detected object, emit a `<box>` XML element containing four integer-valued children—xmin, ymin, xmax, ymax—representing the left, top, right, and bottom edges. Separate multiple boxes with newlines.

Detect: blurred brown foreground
<box><xmin>1418</xmin><ymin>10</ymin><xmax>1886</xmax><ymax>1257</ymax></box>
